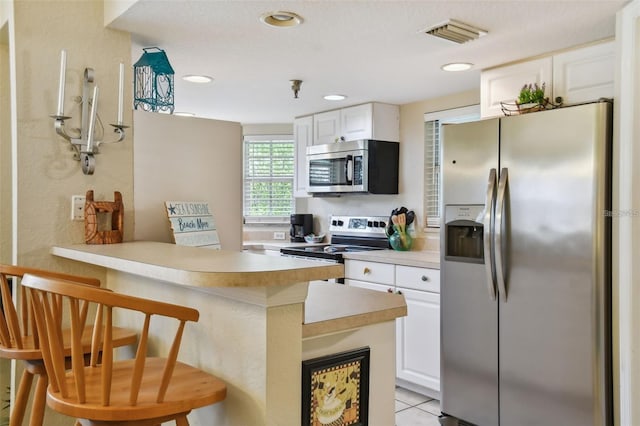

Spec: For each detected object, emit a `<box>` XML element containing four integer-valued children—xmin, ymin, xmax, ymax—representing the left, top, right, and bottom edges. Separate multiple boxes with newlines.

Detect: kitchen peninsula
<box><xmin>51</xmin><ymin>241</ymin><xmax>406</xmax><ymax>426</ymax></box>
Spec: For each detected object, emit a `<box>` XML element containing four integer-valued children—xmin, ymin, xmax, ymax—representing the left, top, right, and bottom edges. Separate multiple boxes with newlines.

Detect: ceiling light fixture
<box><xmin>423</xmin><ymin>19</ymin><xmax>487</xmax><ymax>44</ymax></box>
<box><xmin>260</xmin><ymin>11</ymin><xmax>303</xmax><ymax>28</ymax></box>
<box><xmin>290</xmin><ymin>79</ymin><xmax>302</xmax><ymax>99</ymax></box>
<box><xmin>441</xmin><ymin>62</ymin><xmax>473</xmax><ymax>72</ymax></box>
<box><xmin>324</xmin><ymin>94</ymin><xmax>347</xmax><ymax>101</ymax></box>
<box><xmin>182</xmin><ymin>75</ymin><xmax>213</xmax><ymax>84</ymax></box>
<box><xmin>173</xmin><ymin>112</ymin><xmax>195</xmax><ymax>117</ymax></box>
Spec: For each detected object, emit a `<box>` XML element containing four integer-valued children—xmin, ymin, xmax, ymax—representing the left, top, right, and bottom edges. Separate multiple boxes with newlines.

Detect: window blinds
<box><xmin>243</xmin><ymin>137</ymin><xmax>295</xmax><ymax>222</ymax></box>
<box><xmin>424</xmin><ymin>120</ymin><xmax>441</xmax><ymax>228</ymax></box>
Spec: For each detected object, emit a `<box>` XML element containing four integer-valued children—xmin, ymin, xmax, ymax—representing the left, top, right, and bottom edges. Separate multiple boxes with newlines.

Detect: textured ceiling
<box><xmin>108</xmin><ymin>0</ymin><xmax>626</xmax><ymax>124</ymax></box>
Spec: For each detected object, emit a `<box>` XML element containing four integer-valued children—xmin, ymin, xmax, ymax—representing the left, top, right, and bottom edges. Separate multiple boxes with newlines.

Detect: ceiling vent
<box><xmin>423</xmin><ymin>19</ymin><xmax>487</xmax><ymax>44</ymax></box>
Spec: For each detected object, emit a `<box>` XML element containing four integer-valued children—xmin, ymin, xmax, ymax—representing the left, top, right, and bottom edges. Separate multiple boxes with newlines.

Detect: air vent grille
<box><xmin>424</xmin><ymin>19</ymin><xmax>487</xmax><ymax>44</ymax></box>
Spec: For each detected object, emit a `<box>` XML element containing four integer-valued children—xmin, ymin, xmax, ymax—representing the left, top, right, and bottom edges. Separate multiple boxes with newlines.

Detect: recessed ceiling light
<box><xmin>324</xmin><ymin>94</ymin><xmax>347</xmax><ymax>101</ymax></box>
<box><xmin>173</xmin><ymin>112</ymin><xmax>195</xmax><ymax>117</ymax></box>
<box><xmin>182</xmin><ymin>75</ymin><xmax>213</xmax><ymax>83</ymax></box>
<box><xmin>441</xmin><ymin>62</ymin><xmax>473</xmax><ymax>72</ymax></box>
<box><xmin>260</xmin><ymin>11</ymin><xmax>303</xmax><ymax>28</ymax></box>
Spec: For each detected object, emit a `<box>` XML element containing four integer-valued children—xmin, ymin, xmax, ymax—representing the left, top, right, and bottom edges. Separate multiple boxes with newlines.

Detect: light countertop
<box><xmin>52</xmin><ymin>241</ymin><xmax>343</xmax><ymax>288</ymax></box>
<box><xmin>302</xmin><ymin>282</ymin><xmax>407</xmax><ymax>338</ymax></box>
<box><xmin>244</xmin><ymin>241</ymin><xmax>440</xmax><ymax>269</ymax></box>
<box><xmin>342</xmin><ymin>249</ymin><xmax>440</xmax><ymax>269</ymax></box>
<box><xmin>243</xmin><ymin>240</ymin><xmax>317</xmax><ymax>251</ymax></box>
<box><xmin>52</xmin><ymin>241</ymin><xmax>405</xmax><ymax>338</ymax></box>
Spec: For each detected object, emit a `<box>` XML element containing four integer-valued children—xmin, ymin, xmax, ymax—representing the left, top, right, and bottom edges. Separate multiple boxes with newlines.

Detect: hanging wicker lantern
<box><xmin>133</xmin><ymin>47</ymin><xmax>175</xmax><ymax>113</ymax></box>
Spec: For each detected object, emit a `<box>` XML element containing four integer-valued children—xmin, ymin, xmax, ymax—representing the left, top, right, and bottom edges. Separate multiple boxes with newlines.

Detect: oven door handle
<box><xmin>345</xmin><ymin>155</ymin><xmax>353</xmax><ymax>185</ymax></box>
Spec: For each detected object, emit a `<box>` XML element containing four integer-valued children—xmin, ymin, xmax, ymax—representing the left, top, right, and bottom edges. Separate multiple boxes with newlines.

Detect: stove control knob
<box><xmin>373</xmin><ymin>221</ymin><xmax>380</xmax><ymax>227</ymax></box>
<box><xmin>337</xmin><ymin>220</ymin><xmax>344</xmax><ymax>226</ymax></box>
<box><xmin>367</xmin><ymin>221</ymin><xmax>373</xmax><ymax>227</ymax></box>
<box><xmin>331</xmin><ymin>220</ymin><xmax>338</xmax><ymax>226</ymax></box>
<box><xmin>380</xmin><ymin>221</ymin><xmax>386</xmax><ymax>227</ymax></box>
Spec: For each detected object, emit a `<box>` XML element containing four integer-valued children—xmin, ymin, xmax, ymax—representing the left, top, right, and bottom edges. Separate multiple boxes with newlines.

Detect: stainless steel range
<box><xmin>279</xmin><ymin>215</ymin><xmax>390</xmax><ymax>264</ymax></box>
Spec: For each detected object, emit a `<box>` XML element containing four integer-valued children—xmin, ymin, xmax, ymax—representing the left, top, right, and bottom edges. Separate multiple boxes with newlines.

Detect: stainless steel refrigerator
<box><xmin>439</xmin><ymin>101</ymin><xmax>612</xmax><ymax>426</ymax></box>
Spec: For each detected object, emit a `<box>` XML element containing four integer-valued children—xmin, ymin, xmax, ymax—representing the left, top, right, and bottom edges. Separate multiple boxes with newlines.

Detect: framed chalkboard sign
<box><xmin>165</xmin><ymin>201</ymin><xmax>221</xmax><ymax>249</ymax></box>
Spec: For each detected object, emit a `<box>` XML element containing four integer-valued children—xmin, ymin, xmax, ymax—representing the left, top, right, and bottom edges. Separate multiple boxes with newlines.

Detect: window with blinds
<box><xmin>424</xmin><ymin>120</ymin><xmax>441</xmax><ymax>227</ymax></box>
<box><xmin>423</xmin><ymin>105</ymin><xmax>481</xmax><ymax>228</ymax></box>
<box><xmin>243</xmin><ymin>136</ymin><xmax>295</xmax><ymax>223</ymax></box>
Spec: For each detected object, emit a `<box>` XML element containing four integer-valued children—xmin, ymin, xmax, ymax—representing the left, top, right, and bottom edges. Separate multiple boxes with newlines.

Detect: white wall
<box><xmin>10</xmin><ymin>0</ymin><xmax>133</xmax><ymax>272</ymax></box>
<box><xmin>242</xmin><ymin>123</ymin><xmax>292</xmax><ymax>136</ymax></box>
<box><xmin>297</xmin><ymin>89</ymin><xmax>479</xmax><ymax>248</ymax></box>
<box><xmin>133</xmin><ymin>111</ymin><xmax>243</xmax><ymax>251</ymax></box>
<box><xmin>4</xmin><ymin>2</ymin><xmax>134</xmax><ymax>425</ymax></box>
<box><xmin>614</xmin><ymin>2</ymin><xmax>640</xmax><ymax>425</ymax></box>
<box><xmin>0</xmin><ymin>31</ymin><xmax>11</xmax><ymax>420</ymax></box>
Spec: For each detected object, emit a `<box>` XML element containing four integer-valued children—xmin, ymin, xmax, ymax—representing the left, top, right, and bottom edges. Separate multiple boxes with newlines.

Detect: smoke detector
<box><xmin>423</xmin><ymin>19</ymin><xmax>487</xmax><ymax>44</ymax></box>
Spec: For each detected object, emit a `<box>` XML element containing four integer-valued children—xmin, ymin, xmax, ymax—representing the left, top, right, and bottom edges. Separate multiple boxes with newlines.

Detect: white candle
<box><xmin>117</xmin><ymin>62</ymin><xmax>124</xmax><ymax>125</ymax></box>
<box><xmin>56</xmin><ymin>49</ymin><xmax>67</xmax><ymax>116</ymax></box>
<box><xmin>86</xmin><ymin>86</ymin><xmax>99</xmax><ymax>153</ymax></box>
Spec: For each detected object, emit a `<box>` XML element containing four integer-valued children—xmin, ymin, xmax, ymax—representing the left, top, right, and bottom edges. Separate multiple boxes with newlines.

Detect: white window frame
<box><xmin>243</xmin><ymin>134</ymin><xmax>295</xmax><ymax>225</ymax></box>
<box><xmin>424</xmin><ymin>104</ymin><xmax>480</xmax><ymax>228</ymax></box>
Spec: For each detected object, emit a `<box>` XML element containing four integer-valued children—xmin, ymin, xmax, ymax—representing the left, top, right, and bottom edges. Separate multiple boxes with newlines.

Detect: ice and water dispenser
<box><xmin>444</xmin><ymin>205</ymin><xmax>485</xmax><ymax>263</ymax></box>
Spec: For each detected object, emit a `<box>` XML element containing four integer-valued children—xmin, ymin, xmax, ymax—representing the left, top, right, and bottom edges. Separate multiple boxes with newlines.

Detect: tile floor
<box><xmin>395</xmin><ymin>386</ymin><xmax>441</xmax><ymax>426</ymax></box>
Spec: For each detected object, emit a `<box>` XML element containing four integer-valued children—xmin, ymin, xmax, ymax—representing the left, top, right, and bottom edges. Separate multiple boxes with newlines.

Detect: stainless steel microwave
<box><xmin>306</xmin><ymin>139</ymin><xmax>399</xmax><ymax>194</ymax></box>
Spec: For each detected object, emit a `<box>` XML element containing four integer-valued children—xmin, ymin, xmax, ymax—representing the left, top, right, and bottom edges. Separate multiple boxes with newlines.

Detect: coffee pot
<box><xmin>290</xmin><ymin>214</ymin><xmax>313</xmax><ymax>242</ymax></box>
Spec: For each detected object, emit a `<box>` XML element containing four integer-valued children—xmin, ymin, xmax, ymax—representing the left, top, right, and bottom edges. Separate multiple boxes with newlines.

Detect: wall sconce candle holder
<box><xmin>50</xmin><ymin>50</ymin><xmax>128</xmax><ymax>175</ymax></box>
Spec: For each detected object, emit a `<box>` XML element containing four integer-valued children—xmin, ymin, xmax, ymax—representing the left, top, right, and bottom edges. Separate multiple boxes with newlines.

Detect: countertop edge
<box><xmin>302</xmin><ymin>305</ymin><xmax>407</xmax><ymax>338</ymax></box>
<box><xmin>52</xmin><ymin>242</ymin><xmax>344</xmax><ymax>288</ymax></box>
<box><xmin>302</xmin><ymin>282</ymin><xmax>408</xmax><ymax>338</ymax></box>
<box><xmin>244</xmin><ymin>241</ymin><xmax>441</xmax><ymax>269</ymax></box>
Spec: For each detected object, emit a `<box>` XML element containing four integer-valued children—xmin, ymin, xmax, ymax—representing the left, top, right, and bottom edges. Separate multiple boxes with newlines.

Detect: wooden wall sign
<box><xmin>165</xmin><ymin>201</ymin><xmax>221</xmax><ymax>249</ymax></box>
<box><xmin>85</xmin><ymin>190</ymin><xmax>124</xmax><ymax>244</ymax></box>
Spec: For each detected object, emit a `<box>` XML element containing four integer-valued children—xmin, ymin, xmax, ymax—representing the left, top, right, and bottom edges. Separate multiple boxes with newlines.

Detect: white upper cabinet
<box><xmin>480</xmin><ymin>40</ymin><xmax>614</xmax><ymax>118</ymax></box>
<box><xmin>312</xmin><ymin>102</ymin><xmax>399</xmax><ymax>144</ymax></box>
<box><xmin>340</xmin><ymin>103</ymin><xmax>373</xmax><ymax>141</ymax></box>
<box><xmin>293</xmin><ymin>115</ymin><xmax>313</xmax><ymax>197</ymax></box>
<box><xmin>480</xmin><ymin>57</ymin><xmax>553</xmax><ymax>118</ymax></box>
<box><xmin>552</xmin><ymin>41</ymin><xmax>614</xmax><ymax>105</ymax></box>
<box><xmin>313</xmin><ymin>109</ymin><xmax>341</xmax><ymax>145</ymax></box>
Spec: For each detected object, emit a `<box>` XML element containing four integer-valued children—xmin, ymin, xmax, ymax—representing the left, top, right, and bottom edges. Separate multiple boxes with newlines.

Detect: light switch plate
<box><xmin>273</xmin><ymin>231</ymin><xmax>286</xmax><ymax>240</ymax></box>
<box><xmin>71</xmin><ymin>195</ymin><xmax>86</xmax><ymax>221</ymax></box>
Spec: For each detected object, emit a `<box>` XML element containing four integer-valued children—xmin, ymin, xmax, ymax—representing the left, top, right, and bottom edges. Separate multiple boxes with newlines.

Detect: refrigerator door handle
<box><xmin>495</xmin><ymin>167</ymin><xmax>508</xmax><ymax>302</ymax></box>
<box><xmin>484</xmin><ymin>168</ymin><xmax>497</xmax><ymax>301</ymax></box>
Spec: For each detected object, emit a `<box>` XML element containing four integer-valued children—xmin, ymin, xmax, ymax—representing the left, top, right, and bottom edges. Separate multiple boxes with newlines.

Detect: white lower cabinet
<box><xmin>345</xmin><ymin>279</ymin><xmax>394</xmax><ymax>294</ymax></box>
<box><xmin>345</xmin><ymin>260</ymin><xmax>440</xmax><ymax>396</ymax></box>
<box><xmin>395</xmin><ymin>287</ymin><xmax>440</xmax><ymax>392</ymax></box>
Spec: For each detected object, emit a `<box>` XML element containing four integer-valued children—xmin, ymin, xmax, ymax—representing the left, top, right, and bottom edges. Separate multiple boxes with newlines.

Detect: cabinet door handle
<box><xmin>363</xmin><ymin>267</ymin><xmax>371</xmax><ymax>275</ymax></box>
<box><xmin>396</xmin><ymin>290</ymin><xmax>403</xmax><ymax>295</ymax></box>
<box><xmin>421</xmin><ymin>275</ymin><xmax>429</xmax><ymax>282</ymax></box>
<box><xmin>387</xmin><ymin>288</ymin><xmax>393</xmax><ymax>293</ymax></box>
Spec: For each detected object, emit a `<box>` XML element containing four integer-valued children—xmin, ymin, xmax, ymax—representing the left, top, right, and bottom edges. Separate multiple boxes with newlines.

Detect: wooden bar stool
<box><xmin>22</xmin><ymin>273</ymin><xmax>227</xmax><ymax>426</ymax></box>
<box><xmin>0</xmin><ymin>265</ymin><xmax>137</xmax><ymax>426</ymax></box>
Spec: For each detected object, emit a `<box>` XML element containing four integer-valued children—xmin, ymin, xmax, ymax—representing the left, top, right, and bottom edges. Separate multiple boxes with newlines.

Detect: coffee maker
<box><xmin>290</xmin><ymin>214</ymin><xmax>313</xmax><ymax>242</ymax></box>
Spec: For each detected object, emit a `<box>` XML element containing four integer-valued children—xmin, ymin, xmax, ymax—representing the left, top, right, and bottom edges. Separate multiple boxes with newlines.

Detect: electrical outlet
<box><xmin>71</xmin><ymin>195</ymin><xmax>86</xmax><ymax>221</ymax></box>
<box><xmin>273</xmin><ymin>231</ymin><xmax>286</xmax><ymax>240</ymax></box>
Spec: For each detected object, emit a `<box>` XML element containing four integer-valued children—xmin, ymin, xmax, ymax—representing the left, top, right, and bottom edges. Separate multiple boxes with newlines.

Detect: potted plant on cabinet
<box><xmin>516</xmin><ymin>82</ymin><xmax>548</xmax><ymax>113</ymax></box>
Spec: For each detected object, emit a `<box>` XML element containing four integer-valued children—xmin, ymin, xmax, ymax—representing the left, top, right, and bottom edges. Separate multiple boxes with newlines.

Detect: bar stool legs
<box><xmin>9</xmin><ymin>361</ymin><xmax>47</xmax><ymax>426</ymax></box>
<box><xmin>29</xmin><ymin>368</ymin><xmax>47</xmax><ymax>426</ymax></box>
<box><xmin>10</xmin><ymin>368</ymin><xmax>32</xmax><ymax>426</ymax></box>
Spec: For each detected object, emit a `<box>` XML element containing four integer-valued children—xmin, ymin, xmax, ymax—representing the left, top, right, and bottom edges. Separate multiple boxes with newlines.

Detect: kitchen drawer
<box><xmin>395</xmin><ymin>265</ymin><xmax>440</xmax><ymax>293</ymax></box>
<box><xmin>344</xmin><ymin>260</ymin><xmax>395</xmax><ymax>285</ymax></box>
<box><xmin>346</xmin><ymin>279</ymin><xmax>394</xmax><ymax>294</ymax></box>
